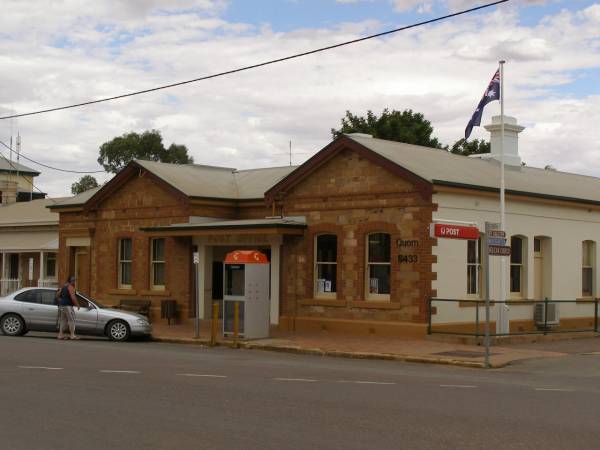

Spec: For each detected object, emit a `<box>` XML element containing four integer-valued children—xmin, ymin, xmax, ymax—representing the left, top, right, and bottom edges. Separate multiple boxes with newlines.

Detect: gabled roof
<box><xmin>49</xmin><ymin>160</ymin><xmax>297</xmax><ymax>209</ymax></box>
<box><xmin>346</xmin><ymin>134</ymin><xmax>600</xmax><ymax>205</ymax></box>
<box><xmin>267</xmin><ymin>134</ymin><xmax>600</xmax><ymax>207</ymax></box>
<box><xmin>0</xmin><ymin>159</ymin><xmax>40</xmax><ymax>176</ymax></box>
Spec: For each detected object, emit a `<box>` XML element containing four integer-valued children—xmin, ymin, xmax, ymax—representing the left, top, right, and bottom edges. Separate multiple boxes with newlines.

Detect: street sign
<box><xmin>487</xmin><ymin>237</ymin><xmax>507</xmax><ymax>246</ymax></box>
<box><xmin>489</xmin><ymin>230</ymin><xmax>506</xmax><ymax>238</ymax></box>
<box><xmin>431</xmin><ymin>223</ymin><xmax>479</xmax><ymax>240</ymax></box>
<box><xmin>488</xmin><ymin>245</ymin><xmax>511</xmax><ymax>256</ymax></box>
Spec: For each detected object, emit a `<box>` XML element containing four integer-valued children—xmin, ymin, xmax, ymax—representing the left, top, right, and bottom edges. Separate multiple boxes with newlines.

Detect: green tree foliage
<box><xmin>71</xmin><ymin>175</ymin><xmax>99</xmax><ymax>195</ymax></box>
<box><xmin>331</xmin><ymin>109</ymin><xmax>444</xmax><ymax>149</ymax></box>
<box><xmin>449</xmin><ymin>138</ymin><xmax>491</xmax><ymax>156</ymax></box>
<box><xmin>97</xmin><ymin>130</ymin><xmax>193</xmax><ymax>174</ymax></box>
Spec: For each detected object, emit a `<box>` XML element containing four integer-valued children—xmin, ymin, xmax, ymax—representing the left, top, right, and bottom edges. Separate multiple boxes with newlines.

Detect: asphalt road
<box><xmin>1</xmin><ymin>333</ymin><xmax>600</xmax><ymax>450</ymax></box>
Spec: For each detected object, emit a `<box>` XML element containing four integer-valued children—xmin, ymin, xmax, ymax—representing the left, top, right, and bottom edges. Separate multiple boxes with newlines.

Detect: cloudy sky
<box><xmin>0</xmin><ymin>0</ymin><xmax>599</xmax><ymax>197</ymax></box>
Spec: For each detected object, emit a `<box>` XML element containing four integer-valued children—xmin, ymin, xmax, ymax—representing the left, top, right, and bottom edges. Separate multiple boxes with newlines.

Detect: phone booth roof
<box><xmin>224</xmin><ymin>250</ymin><xmax>269</xmax><ymax>264</ymax></box>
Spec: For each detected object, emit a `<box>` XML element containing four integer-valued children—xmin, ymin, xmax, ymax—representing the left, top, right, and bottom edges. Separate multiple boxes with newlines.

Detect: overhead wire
<box><xmin>0</xmin><ymin>140</ymin><xmax>104</xmax><ymax>174</ymax></box>
<box><xmin>0</xmin><ymin>0</ymin><xmax>509</xmax><ymax>120</ymax></box>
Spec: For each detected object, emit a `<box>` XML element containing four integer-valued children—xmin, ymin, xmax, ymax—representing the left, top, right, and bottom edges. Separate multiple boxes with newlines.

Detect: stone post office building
<box><xmin>50</xmin><ymin>117</ymin><xmax>600</xmax><ymax>336</ymax></box>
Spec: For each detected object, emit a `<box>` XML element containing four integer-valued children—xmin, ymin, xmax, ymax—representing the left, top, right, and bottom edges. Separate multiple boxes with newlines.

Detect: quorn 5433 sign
<box><xmin>430</xmin><ymin>223</ymin><xmax>480</xmax><ymax>240</ymax></box>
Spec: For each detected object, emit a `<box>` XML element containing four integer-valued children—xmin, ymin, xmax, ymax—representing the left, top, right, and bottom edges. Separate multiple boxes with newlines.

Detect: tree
<box><xmin>449</xmin><ymin>138</ymin><xmax>491</xmax><ymax>156</ymax></box>
<box><xmin>71</xmin><ymin>175</ymin><xmax>99</xmax><ymax>195</ymax></box>
<box><xmin>97</xmin><ymin>130</ymin><xmax>193</xmax><ymax>174</ymax></box>
<box><xmin>331</xmin><ymin>109</ymin><xmax>444</xmax><ymax>149</ymax></box>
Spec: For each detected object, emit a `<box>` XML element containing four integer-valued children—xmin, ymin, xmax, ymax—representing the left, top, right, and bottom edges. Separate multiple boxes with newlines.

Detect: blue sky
<box><xmin>1</xmin><ymin>0</ymin><xmax>600</xmax><ymax>195</ymax></box>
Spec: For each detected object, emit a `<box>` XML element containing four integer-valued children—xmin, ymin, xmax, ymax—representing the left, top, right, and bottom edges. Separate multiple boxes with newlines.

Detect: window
<box><xmin>14</xmin><ymin>290</ymin><xmax>38</xmax><ymax>303</ymax></box>
<box><xmin>118</xmin><ymin>238</ymin><xmax>133</xmax><ymax>289</ymax></box>
<box><xmin>315</xmin><ymin>234</ymin><xmax>337</xmax><ymax>297</ymax></box>
<box><xmin>39</xmin><ymin>290</ymin><xmax>57</xmax><ymax>306</ymax></box>
<box><xmin>582</xmin><ymin>241</ymin><xmax>595</xmax><ymax>297</ymax></box>
<box><xmin>366</xmin><ymin>233</ymin><xmax>391</xmax><ymax>300</ymax></box>
<box><xmin>467</xmin><ymin>238</ymin><xmax>482</xmax><ymax>296</ymax></box>
<box><xmin>510</xmin><ymin>236</ymin><xmax>524</xmax><ymax>297</ymax></box>
<box><xmin>151</xmin><ymin>238</ymin><xmax>166</xmax><ymax>290</ymax></box>
<box><xmin>45</xmin><ymin>253</ymin><xmax>57</xmax><ymax>278</ymax></box>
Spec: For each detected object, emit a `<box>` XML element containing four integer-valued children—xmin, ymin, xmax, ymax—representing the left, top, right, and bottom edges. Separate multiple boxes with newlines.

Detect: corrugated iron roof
<box><xmin>0</xmin><ymin>230</ymin><xmax>58</xmax><ymax>251</ymax></box>
<box><xmin>0</xmin><ymin>198</ymin><xmax>60</xmax><ymax>226</ymax></box>
<box><xmin>346</xmin><ymin>134</ymin><xmax>600</xmax><ymax>204</ymax></box>
<box><xmin>0</xmin><ymin>159</ymin><xmax>39</xmax><ymax>175</ymax></box>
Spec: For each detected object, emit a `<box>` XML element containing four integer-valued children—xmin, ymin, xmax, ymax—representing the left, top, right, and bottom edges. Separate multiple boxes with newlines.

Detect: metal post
<box><xmin>484</xmin><ymin>223</ymin><xmax>492</xmax><ymax>368</ymax></box>
<box><xmin>211</xmin><ymin>301</ymin><xmax>219</xmax><ymax>346</ymax></box>
<box><xmin>497</xmin><ymin>59</ymin><xmax>509</xmax><ymax>336</ymax></box>
<box><xmin>233</xmin><ymin>301</ymin><xmax>239</xmax><ymax>348</ymax></box>
<box><xmin>544</xmin><ymin>297</ymin><xmax>549</xmax><ymax>335</ymax></box>
<box><xmin>194</xmin><ymin>259</ymin><xmax>200</xmax><ymax>339</ymax></box>
<box><xmin>475</xmin><ymin>301</ymin><xmax>480</xmax><ymax>338</ymax></box>
<box><xmin>427</xmin><ymin>298</ymin><xmax>432</xmax><ymax>335</ymax></box>
<box><xmin>594</xmin><ymin>299</ymin><xmax>598</xmax><ymax>333</ymax></box>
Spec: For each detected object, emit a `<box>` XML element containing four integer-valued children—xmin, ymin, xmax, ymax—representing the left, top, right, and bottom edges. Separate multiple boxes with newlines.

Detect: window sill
<box><xmin>349</xmin><ymin>301</ymin><xmax>402</xmax><ymax>310</ymax></box>
<box><xmin>139</xmin><ymin>289</ymin><xmax>171</xmax><ymax>297</ymax></box>
<box><xmin>108</xmin><ymin>288</ymin><xmax>137</xmax><ymax>296</ymax></box>
<box><xmin>299</xmin><ymin>299</ymin><xmax>346</xmax><ymax>307</ymax></box>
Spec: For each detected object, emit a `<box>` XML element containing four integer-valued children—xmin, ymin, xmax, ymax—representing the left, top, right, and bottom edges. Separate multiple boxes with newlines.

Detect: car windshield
<box><xmin>77</xmin><ymin>292</ymin><xmax>106</xmax><ymax>309</ymax></box>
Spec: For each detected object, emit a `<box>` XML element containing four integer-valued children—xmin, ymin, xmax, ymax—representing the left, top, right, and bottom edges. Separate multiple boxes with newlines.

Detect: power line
<box><xmin>0</xmin><ymin>148</ymin><xmax>57</xmax><ymax>204</ymax></box>
<box><xmin>0</xmin><ymin>0</ymin><xmax>508</xmax><ymax>121</ymax></box>
<box><xmin>0</xmin><ymin>140</ymin><xmax>104</xmax><ymax>174</ymax></box>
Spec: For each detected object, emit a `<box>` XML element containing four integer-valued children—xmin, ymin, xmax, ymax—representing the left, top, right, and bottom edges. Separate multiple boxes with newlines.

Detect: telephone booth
<box><xmin>223</xmin><ymin>250</ymin><xmax>270</xmax><ymax>339</ymax></box>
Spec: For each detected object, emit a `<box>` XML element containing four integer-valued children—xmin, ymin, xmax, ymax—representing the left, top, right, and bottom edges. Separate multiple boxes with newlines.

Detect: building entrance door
<box><xmin>74</xmin><ymin>249</ymin><xmax>90</xmax><ymax>296</ymax></box>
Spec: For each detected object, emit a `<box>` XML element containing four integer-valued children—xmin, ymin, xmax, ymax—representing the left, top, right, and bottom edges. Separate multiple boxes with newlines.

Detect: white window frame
<box><xmin>510</xmin><ymin>236</ymin><xmax>525</xmax><ymax>299</ymax></box>
<box><xmin>467</xmin><ymin>238</ymin><xmax>482</xmax><ymax>298</ymax></box>
<box><xmin>150</xmin><ymin>238</ymin><xmax>166</xmax><ymax>290</ymax></box>
<box><xmin>366</xmin><ymin>232</ymin><xmax>391</xmax><ymax>301</ymax></box>
<box><xmin>582</xmin><ymin>240</ymin><xmax>595</xmax><ymax>298</ymax></box>
<box><xmin>118</xmin><ymin>238</ymin><xmax>133</xmax><ymax>289</ymax></box>
<box><xmin>314</xmin><ymin>234</ymin><xmax>337</xmax><ymax>299</ymax></box>
<box><xmin>45</xmin><ymin>252</ymin><xmax>57</xmax><ymax>279</ymax></box>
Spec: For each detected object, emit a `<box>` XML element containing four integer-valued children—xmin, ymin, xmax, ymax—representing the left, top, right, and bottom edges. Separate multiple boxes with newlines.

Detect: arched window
<box><xmin>366</xmin><ymin>233</ymin><xmax>391</xmax><ymax>300</ymax></box>
<box><xmin>315</xmin><ymin>234</ymin><xmax>337</xmax><ymax>297</ymax></box>
<box><xmin>582</xmin><ymin>240</ymin><xmax>595</xmax><ymax>297</ymax></box>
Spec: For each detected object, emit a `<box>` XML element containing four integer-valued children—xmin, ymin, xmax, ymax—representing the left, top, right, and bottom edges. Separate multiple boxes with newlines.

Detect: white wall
<box><xmin>432</xmin><ymin>191</ymin><xmax>600</xmax><ymax>324</ymax></box>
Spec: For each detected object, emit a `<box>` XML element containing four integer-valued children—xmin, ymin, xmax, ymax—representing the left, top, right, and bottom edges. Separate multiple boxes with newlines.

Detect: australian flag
<box><xmin>465</xmin><ymin>69</ymin><xmax>500</xmax><ymax>139</ymax></box>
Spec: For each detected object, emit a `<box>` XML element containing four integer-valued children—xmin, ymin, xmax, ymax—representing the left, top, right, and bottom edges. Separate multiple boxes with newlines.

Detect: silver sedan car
<box><xmin>0</xmin><ymin>288</ymin><xmax>152</xmax><ymax>341</ymax></box>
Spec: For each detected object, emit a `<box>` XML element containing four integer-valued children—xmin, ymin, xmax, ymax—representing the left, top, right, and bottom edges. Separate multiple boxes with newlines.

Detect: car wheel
<box><xmin>1</xmin><ymin>314</ymin><xmax>25</xmax><ymax>336</ymax></box>
<box><xmin>107</xmin><ymin>320</ymin><xmax>130</xmax><ymax>342</ymax></box>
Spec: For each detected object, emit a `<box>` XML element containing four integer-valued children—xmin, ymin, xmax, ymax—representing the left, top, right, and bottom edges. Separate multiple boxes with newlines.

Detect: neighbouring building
<box><xmin>0</xmin><ymin>159</ymin><xmax>46</xmax><ymax>204</ymax></box>
<box><xmin>49</xmin><ymin>116</ymin><xmax>600</xmax><ymax>336</ymax></box>
<box><xmin>0</xmin><ymin>198</ymin><xmax>59</xmax><ymax>295</ymax></box>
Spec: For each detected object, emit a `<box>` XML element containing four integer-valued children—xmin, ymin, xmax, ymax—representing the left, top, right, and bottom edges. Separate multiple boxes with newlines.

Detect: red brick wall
<box><xmin>279</xmin><ymin>148</ymin><xmax>435</xmax><ymax>324</ymax></box>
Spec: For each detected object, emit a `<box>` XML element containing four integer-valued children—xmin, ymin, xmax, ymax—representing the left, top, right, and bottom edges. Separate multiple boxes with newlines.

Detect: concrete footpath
<box><xmin>150</xmin><ymin>322</ymin><xmax>570</xmax><ymax>368</ymax></box>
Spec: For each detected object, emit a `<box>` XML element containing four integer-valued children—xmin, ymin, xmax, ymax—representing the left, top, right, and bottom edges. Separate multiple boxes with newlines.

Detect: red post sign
<box><xmin>431</xmin><ymin>223</ymin><xmax>480</xmax><ymax>240</ymax></box>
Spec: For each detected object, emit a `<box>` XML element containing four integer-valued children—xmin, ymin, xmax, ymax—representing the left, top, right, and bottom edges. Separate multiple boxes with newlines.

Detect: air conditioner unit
<box><xmin>534</xmin><ymin>302</ymin><xmax>560</xmax><ymax>328</ymax></box>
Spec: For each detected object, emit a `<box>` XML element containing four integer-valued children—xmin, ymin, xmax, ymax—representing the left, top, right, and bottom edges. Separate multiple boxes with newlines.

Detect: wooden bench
<box><xmin>114</xmin><ymin>299</ymin><xmax>152</xmax><ymax>318</ymax></box>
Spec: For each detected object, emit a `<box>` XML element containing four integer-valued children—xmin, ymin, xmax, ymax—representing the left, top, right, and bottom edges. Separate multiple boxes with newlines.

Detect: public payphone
<box><xmin>223</xmin><ymin>250</ymin><xmax>270</xmax><ymax>339</ymax></box>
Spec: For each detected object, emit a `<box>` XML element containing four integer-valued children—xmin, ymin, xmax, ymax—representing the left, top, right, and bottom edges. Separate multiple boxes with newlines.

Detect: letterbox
<box><xmin>223</xmin><ymin>250</ymin><xmax>270</xmax><ymax>339</ymax></box>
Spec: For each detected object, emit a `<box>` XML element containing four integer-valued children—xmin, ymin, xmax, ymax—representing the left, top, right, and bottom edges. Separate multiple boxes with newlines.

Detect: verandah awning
<box><xmin>0</xmin><ymin>231</ymin><xmax>58</xmax><ymax>252</ymax></box>
<box><xmin>140</xmin><ymin>216</ymin><xmax>306</xmax><ymax>237</ymax></box>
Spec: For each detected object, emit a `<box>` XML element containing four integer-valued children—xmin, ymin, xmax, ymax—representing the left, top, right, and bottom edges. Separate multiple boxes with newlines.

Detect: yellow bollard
<box><xmin>211</xmin><ymin>301</ymin><xmax>219</xmax><ymax>347</ymax></box>
<box><xmin>233</xmin><ymin>301</ymin><xmax>239</xmax><ymax>348</ymax></box>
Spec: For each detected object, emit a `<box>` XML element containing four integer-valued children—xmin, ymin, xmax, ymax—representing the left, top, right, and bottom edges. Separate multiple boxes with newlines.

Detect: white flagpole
<box><xmin>498</xmin><ymin>59</ymin><xmax>508</xmax><ymax>335</ymax></box>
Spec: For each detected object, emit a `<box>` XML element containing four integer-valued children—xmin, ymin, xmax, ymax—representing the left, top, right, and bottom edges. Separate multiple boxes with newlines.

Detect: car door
<box><xmin>74</xmin><ymin>295</ymin><xmax>98</xmax><ymax>334</ymax></box>
<box><xmin>14</xmin><ymin>289</ymin><xmax>58</xmax><ymax>331</ymax></box>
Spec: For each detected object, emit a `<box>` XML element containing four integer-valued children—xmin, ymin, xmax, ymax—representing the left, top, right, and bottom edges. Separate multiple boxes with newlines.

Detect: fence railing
<box><xmin>428</xmin><ymin>298</ymin><xmax>599</xmax><ymax>337</ymax></box>
<box><xmin>0</xmin><ymin>278</ymin><xmax>21</xmax><ymax>297</ymax></box>
<box><xmin>38</xmin><ymin>279</ymin><xmax>59</xmax><ymax>288</ymax></box>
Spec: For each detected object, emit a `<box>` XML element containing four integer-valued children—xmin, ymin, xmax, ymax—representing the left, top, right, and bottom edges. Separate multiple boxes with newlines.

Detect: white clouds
<box><xmin>0</xmin><ymin>1</ymin><xmax>599</xmax><ymax>197</ymax></box>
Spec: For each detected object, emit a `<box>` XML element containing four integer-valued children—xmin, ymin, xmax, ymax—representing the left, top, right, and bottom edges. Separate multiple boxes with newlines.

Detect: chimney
<box><xmin>483</xmin><ymin>115</ymin><xmax>525</xmax><ymax>166</ymax></box>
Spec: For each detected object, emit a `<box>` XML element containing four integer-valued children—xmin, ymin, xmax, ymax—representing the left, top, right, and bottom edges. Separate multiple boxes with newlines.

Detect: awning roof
<box><xmin>140</xmin><ymin>216</ymin><xmax>307</xmax><ymax>236</ymax></box>
<box><xmin>0</xmin><ymin>231</ymin><xmax>58</xmax><ymax>252</ymax></box>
